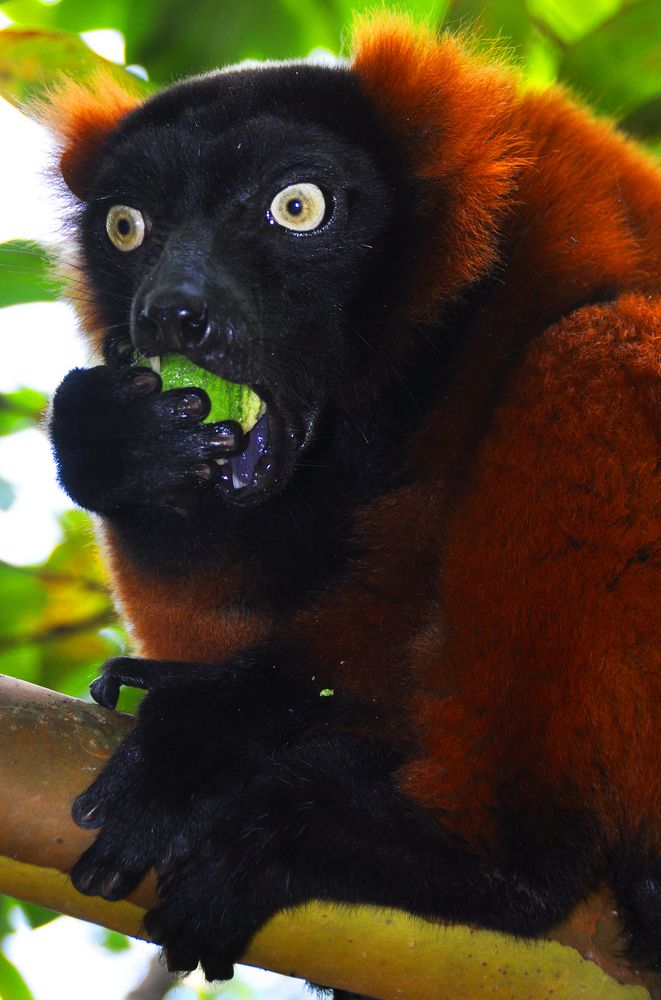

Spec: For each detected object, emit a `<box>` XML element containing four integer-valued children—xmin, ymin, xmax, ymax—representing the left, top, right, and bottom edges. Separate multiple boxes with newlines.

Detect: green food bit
<box><xmin>319</xmin><ymin>688</ymin><xmax>335</xmax><ymax>697</ymax></box>
<box><xmin>158</xmin><ymin>354</ymin><xmax>264</xmax><ymax>432</ymax></box>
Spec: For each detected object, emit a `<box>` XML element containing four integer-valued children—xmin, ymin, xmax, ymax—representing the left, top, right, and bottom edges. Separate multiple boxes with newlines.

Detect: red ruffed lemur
<box><xmin>42</xmin><ymin>12</ymin><xmax>660</xmax><ymax>989</ymax></box>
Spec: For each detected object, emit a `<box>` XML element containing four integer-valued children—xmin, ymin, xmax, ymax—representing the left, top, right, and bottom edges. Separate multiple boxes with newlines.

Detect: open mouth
<box><xmin>134</xmin><ymin>355</ymin><xmax>299</xmax><ymax>504</ymax></box>
<box><xmin>215</xmin><ymin>404</ymin><xmax>288</xmax><ymax>502</ymax></box>
<box><xmin>144</xmin><ymin>353</ymin><xmax>297</xmax><ymax>503</ymax></box>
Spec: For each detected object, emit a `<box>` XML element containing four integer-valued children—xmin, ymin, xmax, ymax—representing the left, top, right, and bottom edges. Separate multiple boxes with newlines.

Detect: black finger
<box><xmin>155</xmin><ymin>387</ymin><xmax>211</xmax><ymax>422</ymax></box>
<box><xmin>128</xmin><ymin>368</ymin><xmax>161</xmax><ymax>395</ymax></box>
<box><xmin>203</xmin><ymin>420</ymin><xmax>245</xmax><ymax>456</ymax></box>
<box><xmin>192</xmin><ymin>462</ymin><xmax>222</xmax><ymax>483</ymax></box>
<box><xmin>202</xmin><ymin>954</ymin><xmax>235</xmax><ymax>982</ymax></box>
<box><xmin>72</xmin><ymin>795</ymin><xmax>106</xmax><ymax>830</ymax></box>
<box><xmin>90</xmin><ymin>672</ymin><xmax>120</xmax><ymax>709</ymax></box>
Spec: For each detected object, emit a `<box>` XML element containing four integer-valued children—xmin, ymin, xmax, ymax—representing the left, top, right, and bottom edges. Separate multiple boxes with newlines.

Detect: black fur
<box><xmin>53</xmin><ymin>65</ymin><xmax>437</xmax><ymax>606</ymax></box>
<box><xmin>48</xmin><ymin>59</ymin><xmax>659</xmax><ymax>989</ymax></box>
<box><xmin>69</xmin><ymin>652</ymin><xmax>597</xmax><ymax>980</ymax></box>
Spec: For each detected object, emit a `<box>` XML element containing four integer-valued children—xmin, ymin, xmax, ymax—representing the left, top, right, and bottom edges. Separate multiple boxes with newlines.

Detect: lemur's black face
<box><xmin>78</xmin><ymin>64</ymin><xmax>410</xmax><ymax>503</ymax></box>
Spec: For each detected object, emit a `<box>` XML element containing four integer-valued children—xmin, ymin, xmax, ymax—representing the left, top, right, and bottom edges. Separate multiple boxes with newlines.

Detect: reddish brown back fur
<box><xmin>49</xmin><ymin>15</ymin><xmax>661</xmax><ymax>858</ymax></box>
<box><xmin>294</xmin><ymin>15</ymin><xmax>661</xmax><ymax>849</ymax></box>
<box><xmin>400</xmin><ymin>295</ymin><xmax>661</xmax><ymax>846</ymax></box>
<box><xmin>100</xmin><ymin>525</ymin><xmax>274</xmax><ymax>663</ymax></box>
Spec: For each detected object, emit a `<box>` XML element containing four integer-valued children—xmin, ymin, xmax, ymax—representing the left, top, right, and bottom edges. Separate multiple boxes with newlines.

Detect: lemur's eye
<box><xmin>269</xmin><ymin>183</ymin><xmax>326</xmax><ymax>232</ymax></box>
<box><xmin>106</xmin><ymin>205</ymin><xmax>146</xmax><ymax>252</ymax></box>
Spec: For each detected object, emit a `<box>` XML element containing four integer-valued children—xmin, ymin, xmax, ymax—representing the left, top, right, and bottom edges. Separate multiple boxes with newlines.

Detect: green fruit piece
<box><xmin>157</xmin><ymin>354</ymin><xmax>265</xmax><ymax>432</ymax></box>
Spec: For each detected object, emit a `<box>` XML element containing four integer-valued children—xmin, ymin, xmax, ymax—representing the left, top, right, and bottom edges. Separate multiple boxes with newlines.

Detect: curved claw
<box><xmin>71</xmin><ymin>794</ymin><xmax>105</xmax><ymax>830</ymax></box>
<box><xmin>90</xmin><ymin>672</ymin><xmax>120</xmax><ymax>709</ymax></box>
<box><xmin>99</xmin><ymin>869</ymin><xmax>134</xmax><ymax>901</ymax></box>
<box><xmin>71</xmin><ymin>851</ymin><xmax>146</xmax><ymax>901</ymax></box>
<box><xmin>90</xmin><ymin>656</ymin><xmax>165</xmax><ymax>709</ymax></box>
<box><xmin>70</xmin><ymin>863</ymin><xmax>101</xmax><ymax>896</ymax></box>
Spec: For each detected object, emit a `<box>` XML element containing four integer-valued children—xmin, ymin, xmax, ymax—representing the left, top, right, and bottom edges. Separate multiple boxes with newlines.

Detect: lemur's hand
<box><xmin>50</xmin><ymin>365</ymin><xmax>243</xmax><ymax>513</ymax></box>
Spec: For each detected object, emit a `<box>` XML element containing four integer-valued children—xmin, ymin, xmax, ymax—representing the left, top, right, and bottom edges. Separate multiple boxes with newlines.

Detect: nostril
<box><xmin>135</xmin><ymin>308</ymin><xmax>159</xmax><ymax>334</ymax></box>
<box><xmin>133</xmin><ymin>308</ymin><xmax>162</xmax><ymax>348</ymax></box>
<box><xmin>178</xmin><ymin>305</ymin><xmax>210</xmax><ymax>348</ymax></box>
<box><xmin>132</xmin><ymin>293</ymin><xmax>211</xmax><ymax>355</ymax></box>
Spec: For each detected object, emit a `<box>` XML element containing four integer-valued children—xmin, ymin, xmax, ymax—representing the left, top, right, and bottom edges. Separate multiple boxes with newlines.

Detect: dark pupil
<box><xmin>286</xmin><ymin>198</ymin><xmax>303</xmax><ymax>217</ymax></box>
<box><xmin>117</xmin><ymin>217</ymin><xmax>132</xmax><ymax>237</ymax></box>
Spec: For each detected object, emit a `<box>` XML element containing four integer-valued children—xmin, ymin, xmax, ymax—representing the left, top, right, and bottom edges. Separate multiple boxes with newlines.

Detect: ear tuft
<box><xmin>34</xmin><ymin>71</ymin><xmax>143</xmax><ymax>199</ymax></box>
<box><xmin>350</xmin><ymin>13</ymin><xmax>530</xmax><ymax>321</ymax></box>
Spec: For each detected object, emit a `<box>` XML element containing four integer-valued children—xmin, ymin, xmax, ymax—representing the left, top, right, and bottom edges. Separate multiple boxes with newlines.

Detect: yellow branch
<box><xmin>0</xmin><ymin>675</ymin><xmax>656</xmax><ymax>1000</ymax></box>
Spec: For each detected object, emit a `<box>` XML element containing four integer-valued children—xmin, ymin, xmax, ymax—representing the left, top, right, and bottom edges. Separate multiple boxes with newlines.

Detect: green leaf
<box><xmin>113</xmin><ymin>682</ymin><xmax>143</xmax><ymax>714</ymax></box>
<box><xmin>0</xmin><ymin>25</ymin><xmax>107</xmax><ymax>104</ymax></box>
<box><xmin>1</xmin><ymin>0</ymin><xmax>133</xmax><ymax>35</ymax></box>
<box><xmin>0</xmin><ymin>644</ymin><xmax>41</xmax><ymax>685</ymax></box>
<box><xmin>0</xmin><ymin>507</ymin><xmax>120</xmax><ymax>692</ymax></box>
<box><xmin>0</xmin><ymin>897</ymin><xmax>14</xmax><ymax>940</ymax></box>
<box><xmin>15</xmin><ymin>902</ymin><xmax>58</xmax><ymax>930</ymax></box>
<box><xmin>445</xmin><ymin>0</ymin><xmax>532</xmax><ymax>54</ymax></box>
<box><xmin>338</xmin><ymin>0</ymin><xmax>447</xmax><ymax>37</ymax></box>
<box><xmin>388</xmin><ymin>0</ymin><xmax>448</xmax><ymax>23</ymax></box>
<box><xmin>0</xmin><ymin>242</ymin><xmax>60</xmax><ymax>308</ymax></box>
<box><xmin>0</xmin><ymin>561</ymin><xmax>47</xmax><ymax>642</ymax></box>
<box><xmin>520</xmin><ymin>28</ymin><xmax>560</xmax><ymax>86</ymax></box>
<box><xmin>0</xmin><ymin>388</ymin><xmax>48</xmax><ymax>437</ymax></box>
<box><xmin>96</xmin><ymin>929</ymin><xmax>131</xmax><ymax>952</ymax></box>
<box><xmin>0</xmin><ymin>950</ymin><xmax>34</xmax><ymax>1000</ymax></box>
<box><xmin>558</xmin><ymin>0</ymin><xmax>661</xmax><ymax>118</ymax></box>
<box><xmin>619</xmin><ymin>94</ymin><xmax>661</xmax><ymax>145</ymax></box>
<box><xmin>45</xmin><ymin>509</ymin><xmax>107</xmax><ymax>582</ymax></box>
<box><xmin>124</xmin><ymin>0</ymin><xmax>334</xmax><ymax>80</ymax></box>
<box><xmin>526</xmin><ymin>0</ymin><xmax>624</xmax><ymax>46</ymax></box>
<box><xmin>0</xmin><ymin>24</ymin><xmax>149</xmax><ymax>108</ymax></box>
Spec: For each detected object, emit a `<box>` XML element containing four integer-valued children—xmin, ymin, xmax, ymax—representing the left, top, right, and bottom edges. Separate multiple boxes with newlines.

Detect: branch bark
<box><xmin>0</xmin><ymin>674</ymin><xmax>658</xmax><ymax>1000</ymax></box>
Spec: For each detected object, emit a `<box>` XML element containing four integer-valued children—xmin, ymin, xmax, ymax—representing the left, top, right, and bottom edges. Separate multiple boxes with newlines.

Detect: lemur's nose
<box><xmin>132</xmin><ymin>286</ymin><xmax>211</xmax><ymax>356</ymax></box>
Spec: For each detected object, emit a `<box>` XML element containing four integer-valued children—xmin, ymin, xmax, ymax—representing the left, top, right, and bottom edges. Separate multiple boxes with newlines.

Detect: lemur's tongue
<box><xmin>225</xmin><ymin>412</ymin><xmax>270</xmax><ymax>490</ymax></box>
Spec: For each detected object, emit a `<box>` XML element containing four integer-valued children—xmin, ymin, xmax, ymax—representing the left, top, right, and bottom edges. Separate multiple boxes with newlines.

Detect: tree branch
<box><xmin>0</xmin><ymin>674</ymin><xmax>657</xmax><ymax>1000</ymax></box>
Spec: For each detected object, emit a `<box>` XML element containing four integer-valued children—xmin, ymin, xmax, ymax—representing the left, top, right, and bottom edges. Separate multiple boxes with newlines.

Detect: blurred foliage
<box><xmin>96</xmin><ymin>929</ymin><xmax>132</xmax><ymax>953</ymax></box>
<box><xmin>0</xmin><ymin>386</ymin><xmax>47</xmax><ymax>436</ymax></box>
<box><xmin>0</xmin><ymin>509</ymin><xmax>120</xmax><ymax>697</ymax></box>
<box><xmin>0</xmin><ymin>948</ymin><xmax>34</xmax><ymax>1000</ymax></box>
<box><xmin>0</xmin><ymin>242</ymin><xmax>60</xmax><ymax>308</ymax></box>
<box><xmin>0</xmin><ymin>25</ymin><xmax>149</xmax><ymax>105</ymax></box>
<box><xmin>0</xmin><ymin>0</ymin><xmax>659</xmax><ymax>144</ymax></box>
<box><xmin>560</xmin><ymin>0</ymin><xmax>661</xmax><ymax>126</ymax></box>
<box><xmin>0</xmin><ymin>0</ymin><xmax>448</xmax><ymax>83</ymax></box>
<box><xmin>0</xmin><ymin>896</ymin><xmax>55</xmax><ymax>1000</ymax></box>
<box><xmin>0</xmin><ymin>1</ymin><xmax>658</xmax><ymax>998</ymax></box>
